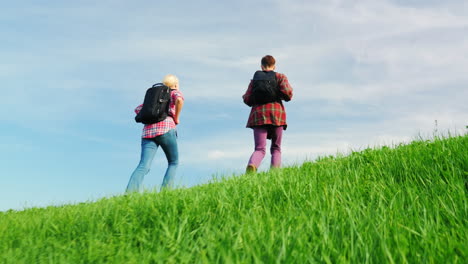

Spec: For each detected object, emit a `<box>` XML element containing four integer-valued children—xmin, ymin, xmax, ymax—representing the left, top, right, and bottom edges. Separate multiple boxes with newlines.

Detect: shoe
<box><xmin>246</xmin><ymin>164</ymin><xmax>257</xmax><ymax>173</ymax></box>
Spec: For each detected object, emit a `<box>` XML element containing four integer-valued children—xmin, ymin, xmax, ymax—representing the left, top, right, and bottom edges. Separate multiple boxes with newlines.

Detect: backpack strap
<box><xmin>167</xmin><ymin>89</ymin><xmax>177</xmax><ymax>117</ymax></box>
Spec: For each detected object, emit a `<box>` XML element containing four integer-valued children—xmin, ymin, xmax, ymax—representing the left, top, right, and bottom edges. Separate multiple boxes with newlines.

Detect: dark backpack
<box><xmin>251</xmin><ymin>71</ymin><xmax>279</xmax><ymax>105</ymax></box>
<box><xmin>135</xmin><ymin>83</ymin><xmax>172</xmax><ymax>124</ymax></box>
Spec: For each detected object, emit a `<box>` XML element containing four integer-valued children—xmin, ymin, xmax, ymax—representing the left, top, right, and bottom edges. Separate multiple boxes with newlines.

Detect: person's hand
<box><xmin>174</xmin><ymin>118</ymin><xmax>180</xmax><ymax>124</ymax></box>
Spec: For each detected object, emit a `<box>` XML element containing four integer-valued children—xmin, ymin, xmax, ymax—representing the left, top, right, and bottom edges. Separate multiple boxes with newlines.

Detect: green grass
<box><xmin>1</xmin><ymin>135</ymin><xmax>467</xmax><ymax>263</ymax></box>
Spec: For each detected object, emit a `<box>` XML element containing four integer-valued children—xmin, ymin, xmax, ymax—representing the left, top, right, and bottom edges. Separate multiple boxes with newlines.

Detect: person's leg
<box><xmin>126</xmin><ymin>138</ymin><xmax>158</xmax><ymax>193</ymax></box>
<box><xmin>270</xmin><ymin>126</ymin><xmax>283</xmax><ymax>168</ymax></box>
<box><xmin>247</xmin><ymin>127</ymin><xmax>268</xmax><ymax>171</ymax></box>
<box><xmin>156</xmin><ymin>129</ymin><xmax>179</xmax><ymax>190</ymax></box>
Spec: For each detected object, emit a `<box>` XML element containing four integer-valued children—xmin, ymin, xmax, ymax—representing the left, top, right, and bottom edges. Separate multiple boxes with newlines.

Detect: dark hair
<box><xmin>261</xmin><ymin>55</ymin><xmax>276</xmax><ymax>68</ymax></box>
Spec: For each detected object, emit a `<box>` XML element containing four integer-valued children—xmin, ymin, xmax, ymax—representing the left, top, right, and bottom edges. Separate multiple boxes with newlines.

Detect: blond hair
<box><xmin>162</xmin><ymin>74</ymin><xmax>179</xmax><ymax>88</ymax></box>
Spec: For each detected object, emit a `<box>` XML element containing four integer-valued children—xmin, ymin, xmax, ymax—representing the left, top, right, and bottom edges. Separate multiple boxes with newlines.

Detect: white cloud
<box><xmin>272</xmin><ymin>0</ymin><xmax>468</xmax><ymax>104</ymax></box>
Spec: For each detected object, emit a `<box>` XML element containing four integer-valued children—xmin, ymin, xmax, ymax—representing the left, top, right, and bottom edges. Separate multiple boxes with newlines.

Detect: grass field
<box><xmin>1</xmin><ymin>135</ymin><xmax>467</xmax><ymax>263</ymax></box>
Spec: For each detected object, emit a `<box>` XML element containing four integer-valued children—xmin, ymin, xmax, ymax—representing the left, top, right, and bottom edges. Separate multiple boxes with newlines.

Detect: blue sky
<box><xmin>1</xmin><ymin>0</ymin><xmax>467</xmax><ymax>211</ymax></box>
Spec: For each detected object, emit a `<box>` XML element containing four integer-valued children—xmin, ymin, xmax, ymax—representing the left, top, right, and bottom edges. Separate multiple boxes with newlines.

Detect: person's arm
<box><xmin>173</xmin><ymin>98</ymin><xmax>184</xmax><ymax>125</ymax></box>
<box><xmin>242</xmin><ymin>81</ymin><xmax>254</xmax><ymax>106</ymax></box>
<box><xmin>277</xmin><ymin>73</ymin><xmax>293</xmax><ymax>101</ymax></box>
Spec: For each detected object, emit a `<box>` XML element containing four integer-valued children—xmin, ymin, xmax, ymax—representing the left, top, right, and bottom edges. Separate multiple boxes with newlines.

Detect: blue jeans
<box><xmin>126</xmin><ymin>129</ymin><xmax>179</xmax><ymax>193</ymax></box>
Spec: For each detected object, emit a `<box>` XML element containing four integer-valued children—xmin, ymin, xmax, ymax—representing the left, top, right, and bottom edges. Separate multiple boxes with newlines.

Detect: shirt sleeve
<box><xmin>172</xmin><ymin>90</ymin><xmax>184</xmax><ymax>102</ymax></box>
<box><xmin>242</xmin><ymin>81</ymin><xmax>254</xmax><ymax>106</ymax></box>
<box><xmin>276</xmin><ymin>73</ymin><xmax>293</xmax><ymax>102</ymax></box>
<box><xmin>135</xmin><ymin>104</ymin><xmax>143</xmax><ymax>114</ymax></box>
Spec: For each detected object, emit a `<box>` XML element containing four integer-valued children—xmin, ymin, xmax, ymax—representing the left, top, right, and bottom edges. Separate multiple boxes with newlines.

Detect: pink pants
<box><xmin>247</xmin><ymin>126</ymin><xmax>283</xmax><ymax>168</ymax></box>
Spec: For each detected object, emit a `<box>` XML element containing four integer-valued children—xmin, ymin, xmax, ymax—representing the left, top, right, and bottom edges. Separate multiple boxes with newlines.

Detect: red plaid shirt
<box><xmin>242</xmin><ymin>72</ymin><xmax>293</xmax><ymax>129</ymax></box>
<box><xmin>135</xmin><ymin>90</ymin><xmax>184</xmax><ymax>138</ymax></box>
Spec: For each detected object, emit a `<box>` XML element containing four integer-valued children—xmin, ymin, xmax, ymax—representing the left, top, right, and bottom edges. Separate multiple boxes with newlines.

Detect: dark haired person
<box><xmin>126</xmin><ymin>74</ymin><xmax>184</xmax><ymax>192</ymax></box>
<box><xmin>242</xmin><ymin>55</ymin><xmax>293</xmax><ymax>173</ymax></box>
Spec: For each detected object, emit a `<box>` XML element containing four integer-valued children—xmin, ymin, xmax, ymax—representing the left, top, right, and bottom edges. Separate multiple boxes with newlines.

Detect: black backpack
<box><xmin>251</xmin><ymin>71</ymin><xmax>279</xmax><ymax>105</ymax></box>
<box><xmin>135</xmin><ymin>83</ymin><xmax>172</xmax><ymax>124</ymax></box>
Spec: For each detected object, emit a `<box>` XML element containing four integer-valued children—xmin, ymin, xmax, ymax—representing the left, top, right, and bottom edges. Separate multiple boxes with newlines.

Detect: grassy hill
<box><xmin>1</xmin><ymin>135</ymin><xmax>467</xmax><ymax>263</ymax></box>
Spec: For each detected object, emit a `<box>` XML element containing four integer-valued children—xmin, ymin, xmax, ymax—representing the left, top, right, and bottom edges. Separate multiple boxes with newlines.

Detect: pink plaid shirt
<box><xmin>243</xmin><ymin>72</ymin><xmax>293</xmax><ymax>129</ymax></box>
<box><xmin>135</xmin><ymin>90</ymin><xmax>184</xmax><ymax>138</ymax></box>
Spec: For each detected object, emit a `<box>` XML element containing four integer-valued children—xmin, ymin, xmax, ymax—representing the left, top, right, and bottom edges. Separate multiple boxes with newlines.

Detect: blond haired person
<box><xmin>126</xmin><ymin>75</ymin><xmax>184</xmax><ymax>192</ymax></box>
